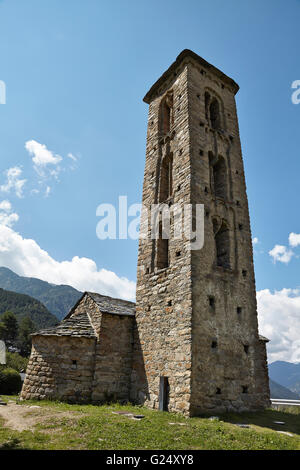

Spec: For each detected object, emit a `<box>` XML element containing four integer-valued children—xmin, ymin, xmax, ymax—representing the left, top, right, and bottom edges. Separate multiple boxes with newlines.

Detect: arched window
<box><xmin>159</xmin><ymin>153</ymin><xmax>173</xmax><ymax>202</ymax></box>
<box><xmin>214</xmin><ymin>220</ymin><xmax>230</xmax><ymax>269</ymax></box>
<box><xmin>209</xmin><ymin>98</ymin><xmax>221</xmax><ymax>130</ymax></box>
<box><xmin>156</xmin><ymin>221</ymin><xmax>169</xmax><ymax>269</ymax></box>
<box><xmin>160</xmin><ymin>92</ymin><xmax>173</xmax><ymax>135</ymax></box>
<box><xmin>209</xmin><ymin>154</ymin><xmax>227</xmax><ymax>200</ymax></box>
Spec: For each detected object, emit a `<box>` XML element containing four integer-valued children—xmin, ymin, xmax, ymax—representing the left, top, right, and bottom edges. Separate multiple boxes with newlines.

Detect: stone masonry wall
<box><xmin>21</xmin><ymin>335</ymin><xmax>96</xmax><ymax>402</ymax></box>
<box><xmin>92</xmin><ymin>313</ymin><xmax>134</xmax><ymax>403</ymax></box>
<box><xmin>131</xmin><ymin>64</ymin><xmax>194</xmax><ymax>415</ymax></box>
<box><xmin>187</xmin><ymin>60</ymin><xmax>270</xmax><ymax>413</ymax></box>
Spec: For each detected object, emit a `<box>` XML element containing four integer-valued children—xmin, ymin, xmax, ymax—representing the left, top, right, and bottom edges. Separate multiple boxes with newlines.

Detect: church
<box><xmin>21</xmin><ymin>50</ymin><xmax>270</xmax><ymax>416</ymax></box>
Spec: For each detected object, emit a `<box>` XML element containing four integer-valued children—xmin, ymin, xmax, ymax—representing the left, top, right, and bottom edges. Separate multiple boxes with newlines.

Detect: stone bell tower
<box><xmin>130</xmin><ymin>50</ymin><xmax>270</xmax><ymax>416</ymax></box>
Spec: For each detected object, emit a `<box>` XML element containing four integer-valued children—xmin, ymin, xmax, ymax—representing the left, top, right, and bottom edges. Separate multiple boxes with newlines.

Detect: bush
<box><xmin>0</xmin><ymin>368</ymin><xmax>22</xmax><ymax>394</ymax></box>
<box><xmin>1</xmin><ymin>352</ymin><xmax>28</xmax><ymax>373</ymax></box>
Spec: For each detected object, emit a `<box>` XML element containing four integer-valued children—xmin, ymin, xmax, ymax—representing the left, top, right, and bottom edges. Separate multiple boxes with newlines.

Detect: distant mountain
<box><xmin>0</xmin><ymin>288</ymin><xmax>57</xmax><ymax>329</ymax></box>
<box><xmin>269</xmin><ymin>361</ymin><xmax>300</xmax><ymax>395</ymax></box>
<box><xmin>269</xmin><ymin>379</ymin><xmax>300</xmax><ymax>399</ymax></box>
<box><xmin>0</xmin><ymin>267</ymin><xmax>82</xmax><ymax>320</ymax></box>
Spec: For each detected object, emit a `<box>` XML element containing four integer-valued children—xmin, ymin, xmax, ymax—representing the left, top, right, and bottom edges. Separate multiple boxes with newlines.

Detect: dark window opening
<box><xmin>242</xmin><ymin>270</ymin><xmax>247</xmax><ymax>278</ymax></box>
<box><xmin>238</xmin><ymin>224</ymin><xmax>243</xmax><ymax>231</ymax></box>
<box><xmin>167</xmin><ymin>300</ymin><xmax>172</xmax><ymax>306</ymax></box>
<box><xmin>209</xmin><ymin>98</ymin><xmax>221</xmax><ymax>130</ymax></box>
<box><xmin>212</xmin><ymin>157</ymin><xmax>227</xmax><ymax>199</ymax></box>
<box><xmin>159</xmin><ymin>376</ymin><xmax>169</xmax><ymax>412</ymax></box>
<box><xmin>176</xmin><ymin>251</ymin><xmax>181</xmax><ymax>257</ymax></box>
<box><xmin>216</xmin><ymin>387</ymin><xmax>222</xmax><ymax>395</ymax></box>
<box><xmin>237</xmin><ymin>307</ymin><xmax>242</xmax><ymax>315</ymax></box>
<box><xmin>214</xmin><ymin>221</ymin><xmax>231</xmax><ymax>269</ymax></box>
<box><xmin>199</xmin><ymin>149</ymin><xmax>204</xmax><ymax>156</ymax></box>
<box><xmin>159</xmin><ymin>153</ymin><xmax>173</xmax><ymax>202</ymax></box>
<box><xmin>204</xmin><ymin>186</ymin><xmax>208</xmax><ymax>194</ymax></box>
<box><xmin>160</xmin><ymin>92</ymin><xmax>173</xmax><ymax>135</ymax></box>
<box><xmin>211</xmin><ymin>340</ymin><xmax>218</xmax><ymax>349</ymax></box>
<box><xmin>72</xmin><ymin>360</ymin><xmax>77</xmax><ymax>369</ymax></box>
<box><xmin>156</xmin><ymin>221</ymin><xmax>169</xmax><ymax>270</ymax></box>
<box><xmin>236</xmin><ymin>200</ymin><xmax>240</xmax><ymax>206</ymax></box>
<box><xmin>242</xmin><ymin>386</ymin><xmax>248</xmax><ymax>394</ymax></box>
<box><xmin>244</xmin><ymin>345</ymin><xmax>249</xmax><ymax>354</ymax></box>
<box><xmin>205</xmin><ymin>210</ymin><xmax>210</xmax><ymax>218</ymax></box>
<box><xmin>209</xmin><ymin>296</ymin><xmax>215</xmax><ymax>309</ymax></box>
<box><xmin>177</xmin><ymin>184</ymin><xmax>181</xmax><ymax>191</ymax></box>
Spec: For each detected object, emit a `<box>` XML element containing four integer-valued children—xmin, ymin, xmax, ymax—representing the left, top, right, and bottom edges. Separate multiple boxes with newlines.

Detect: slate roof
<box><xmin>32</xmin><ymin>292</ymin><xmax>136</xmax><ymax>338</ymax></box>
<box><xmin>259</xmin><ymin>335</ymin><xmax>270</xmax><ymax>343</ymax></box>
<box><xmin>86</xmin><ymin>292</ymin><xmax>136</xmax><ymax>317</ymax></box>
<box><xmin>32</xmin><ymin>311</ymin><xmax>97</xmax><ymax>338</ymax></box>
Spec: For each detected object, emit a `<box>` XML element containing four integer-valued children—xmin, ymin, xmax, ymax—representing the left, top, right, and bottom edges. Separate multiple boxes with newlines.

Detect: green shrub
<box><xmin>0</xmin><ymin>368</ymin><xmax>22</xmax><ymax>394</ymax></box>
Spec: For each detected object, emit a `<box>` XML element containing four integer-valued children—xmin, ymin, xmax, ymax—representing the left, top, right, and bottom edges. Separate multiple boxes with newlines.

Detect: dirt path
<box><xmin>0</xmin><ymin>401</ymin><xmax>82</xmax><ymax>432</ymax></box>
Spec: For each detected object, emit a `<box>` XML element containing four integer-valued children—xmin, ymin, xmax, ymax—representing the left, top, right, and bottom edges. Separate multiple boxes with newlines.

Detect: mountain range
<box><xmin>269</xmin><ymin>361</ymin><xmax>300</xmax><ymax>396</ymax></box>
<box><xmin>0</xmin><ymin>287</ymin><xmax>57</xmax><ymax>329</ymax></box>
<box><xmin>269</xmin><ymin>378</ymin><xmax>300</xmax><ymax>399</ymax></box>
<box><xmin>0</xmin><ymin>267</ymin><xmax>82</xmax><ymax>320</ymax></box>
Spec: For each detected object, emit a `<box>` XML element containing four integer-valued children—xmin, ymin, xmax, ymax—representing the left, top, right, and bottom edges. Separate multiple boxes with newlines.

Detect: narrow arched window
<box><xmin>159</xmin><ymin>153</ymin><xmax>173</xmax><ymax>202</ymax></box>
<box><xmin>209</xmin><ymin>98</ymin><xmax>221</xmax><ymax>130</ymax></box>
<box><xmin>213</xmin><ymin>156</ymin><xmax>227</xmax><ymax>199</ymax></box>
<box><xmin>209</xmin><ymin>154</ymin><xmax>227</xmax><ymax>200</ymax></box>
<box><xmin>160</xmin><ymin>92</ymin><xmax>173</xmax><ymax>135</ymax></box>
<box><xmin>156</xmin><ymin>221</ymin><xmax>169</xmax><ymax>269</ymax></box>
<box><xmin>214</xmin><ymin>220</ymin><xmax>230</xmax><ymax>269</ymax></box>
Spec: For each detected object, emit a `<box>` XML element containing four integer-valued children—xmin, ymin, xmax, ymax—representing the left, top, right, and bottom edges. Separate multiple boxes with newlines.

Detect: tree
<box><xmin>17</xmin><ymin>316</ymin><xmax>35</xmax><ymax>357</ymax></box>
<box><xmin>0</xmin><ymin>311</ymin><xmax>18</xmax><ymax>345</ymax></box>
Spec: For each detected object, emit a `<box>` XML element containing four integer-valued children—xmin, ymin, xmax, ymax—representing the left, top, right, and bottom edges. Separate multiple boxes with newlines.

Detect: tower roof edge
<box><xmin>143</xmin><ymin>49</ymin><xmax>239</xmax><ymax>103</ymax></box>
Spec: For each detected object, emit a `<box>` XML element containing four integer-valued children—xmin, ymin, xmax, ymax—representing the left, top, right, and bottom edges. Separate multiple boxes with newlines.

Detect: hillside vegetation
<box><xmin>0</xmin><ymin>267</ymin><xmax>82</xmax><ymax>320</ymax></box>
<box><xmin>0</xmin><ymin>288</ymin><xmax>57</xmax><ymax>329</ymax></box>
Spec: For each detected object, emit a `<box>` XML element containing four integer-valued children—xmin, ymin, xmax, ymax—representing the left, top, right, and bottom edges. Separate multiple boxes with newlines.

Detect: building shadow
<box><xmin>220</xmin><ymin>407</ymin><xmax>300</xmax><ymax>436</ymax></box>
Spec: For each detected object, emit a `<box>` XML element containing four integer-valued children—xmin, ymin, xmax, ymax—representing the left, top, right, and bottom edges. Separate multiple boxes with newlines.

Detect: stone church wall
<box><xmin>21</xmin><ymin>335</ymin><xmax>96</xmax><ymax>402</ymax></box>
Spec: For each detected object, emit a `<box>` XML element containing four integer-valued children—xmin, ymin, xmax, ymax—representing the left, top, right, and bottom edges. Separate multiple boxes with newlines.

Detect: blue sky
<box><xmin>0</xmin><ymin>0</ymin><xmax>300</xmax><ymax>361</ymax></box>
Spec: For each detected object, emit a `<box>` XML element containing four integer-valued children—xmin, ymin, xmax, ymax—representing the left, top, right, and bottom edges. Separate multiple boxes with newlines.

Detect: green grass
<box><xmin>0</xmin><ymin>396</ymin><xmax>300</xmax><ymax>450</ymax></box>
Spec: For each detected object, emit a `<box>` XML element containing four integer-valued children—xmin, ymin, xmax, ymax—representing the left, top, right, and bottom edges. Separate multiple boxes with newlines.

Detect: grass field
<box><xmin>0</xmin><ymin>396</ymin><xmax>300</xmax><ymax>450</ymax></box>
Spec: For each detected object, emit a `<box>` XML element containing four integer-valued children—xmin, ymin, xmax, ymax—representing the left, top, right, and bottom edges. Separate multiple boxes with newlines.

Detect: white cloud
<box><xmin>269</xmin><ymin>244</ymin><xmax>294</xmax><ymax>264</ymax></box>
<box><xmin>0</xmin><ymin>199</ymin><xmax>19</xmax><ymax>228</ymax></box>
<box><xmin>289</xmin><ymin>232</ymin><xmax>300</xmax><ymax>248</ymax></box>
<box><xmin>257</xmin><ymin>288</ymin><xmax>300</xmax><ymax>363</ymax></box>
<box><xmin>0</xmin><ymin>200</ymin><xmax>12</xmax><ymax>212</ymax></box>
<box><xmin>45</xmin><ymin>186</ymin><xmax>51</xmax><ymax>197</ymax></box>
<box><xmin>67</xmin><ymin>153</ymin><xmax>77</xmax><ymax>162</ymax></box>
<box><xmin>0</xmin><ymin>166</ymin><xmax>26</xmax><ymax>198</ymax></box>
<box><xmin>0</xmin><ymin>224</ymin><xmax>135</xmax><ymax>301</ymax></box>
<box><xmin>25</xmin><ymin>140</ymin><xmax>62</xmax><ymax>170</ymax></box>
<box><xmin>252</xmin><ymin>237</ymin><xmax>259</xmax><ymax>245</ymax></box>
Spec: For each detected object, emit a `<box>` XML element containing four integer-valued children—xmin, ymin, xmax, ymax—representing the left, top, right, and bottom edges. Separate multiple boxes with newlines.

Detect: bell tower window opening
<box><xmin>159</xmin><ymin>153</ymin><xmax>173</xmax><ymax>202</ymax></box>
<box><xmin>160</xmin><ymin>91</ymin><xmax>173</xmax><ymax>136</ymax></box>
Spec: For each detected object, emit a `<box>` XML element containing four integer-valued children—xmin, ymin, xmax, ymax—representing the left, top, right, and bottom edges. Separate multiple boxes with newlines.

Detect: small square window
<box><xmin>199</xmin><ymin>149</ymin><xmax>204</xmax><ymax>156</ymax></box>
<box><xmin>176</xmin><ymin>251</ymin><xmax>181</xmax><ymax>257</ymax></box>
<box><xmin>237</xmin><ymin>307</ymin><xmax>242</xmax><ymax>315</ymax></box>
<box><xmin>216</xmin><ymin>387</ymin><xmax>221</xmax><ymax>395</ymax></box>
<box><xmin>244</xmin><ymin>345</ymin><xmax>249</xmax><ymax>354</ymax></box>
<box><xmin>242</xmin><ymin>386</ymin><xmax>248</xmax><ymax>394</ymax></box>
<box><xmin>167</xmin><ymin>300</ymin><xmax>172</xmax><ymax>307</ymax></box>
<box><xmin>211</xmin><ymin>340</ymin><xmax>218</xmax><ymax>349</ymax></box>
<box><xmin>238</xmin><ymin>224</ymin><xmax>243</xmax><ymax>231</ymax></box>
<box><xmin>209</xmin><ymin>296</ymin><xmax>215</xmax><ymax>309</ymax></box>
<box><xmin>72</xmin><ymin>360</ymin><xmax>77</xmax><ymax>369</ymax></box>
<box><xmin>242</xmin><ymin>270</ymin><xmax>247</xmax><ymax>278</ymax></box>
